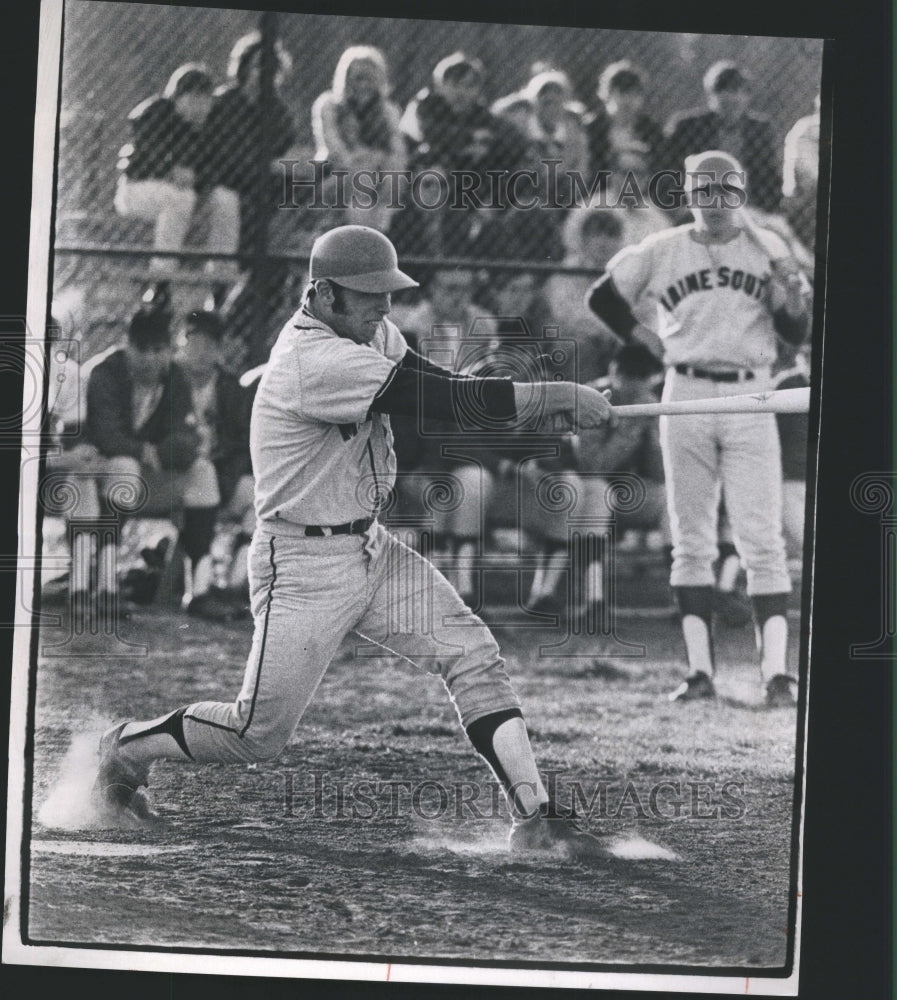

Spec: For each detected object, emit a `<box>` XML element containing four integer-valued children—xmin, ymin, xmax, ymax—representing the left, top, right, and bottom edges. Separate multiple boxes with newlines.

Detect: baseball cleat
<box><xmin>508</xmin><ymin>803</ymin><xmax>613</xmax><ymax>862</ymax></box>
<box><xmin>668</xmin><ymin>670</ymin><xmax>716</xmax><ymax>702</ymax></box>
<box><xmin>764</xmin><ymin>673</ymin><xmax>798</xmax><ymax>707</ymax></box>
<box><xmin>93</xmin><ymin>722</ymin><xmax>157</xmax><ymax>822</ymax></box>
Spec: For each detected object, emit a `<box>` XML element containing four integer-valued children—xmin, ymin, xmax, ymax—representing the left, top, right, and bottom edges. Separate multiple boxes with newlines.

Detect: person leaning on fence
<box><xmin>311</xmin><ymin>45</ymin><xmax>407</xmax><ymax>234</ymax></box>
<box><xmin>85</xmin><ymin>307</ymin><xmax>222</xmax><ymax>618</ymax></box>
<box><xmin>664</xmin><ymin>61</ymin><xmax>782</xmax><ymax>214</ymax></box>
<box><xmin>114</xmin><ymin>63</ymin><xmax>240</xmax><ymax>276</ymax></box>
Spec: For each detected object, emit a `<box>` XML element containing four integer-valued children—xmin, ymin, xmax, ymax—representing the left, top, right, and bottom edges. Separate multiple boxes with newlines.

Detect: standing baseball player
<box><xmin>587</xmin><ymin>151</ymin><xmax>810</xmax><ymax>706</ymax></box>
<box><xmin>93</xmin><ymin>225</ymin><xmax>615</xmax><ymax>858</ymax></box>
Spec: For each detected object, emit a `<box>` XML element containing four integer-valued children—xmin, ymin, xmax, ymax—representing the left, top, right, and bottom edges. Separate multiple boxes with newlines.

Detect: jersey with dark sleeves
<box><xmin>370</xmin><ymin>348</ymin><xmax>517</xmax><ymax>426</ymax></box>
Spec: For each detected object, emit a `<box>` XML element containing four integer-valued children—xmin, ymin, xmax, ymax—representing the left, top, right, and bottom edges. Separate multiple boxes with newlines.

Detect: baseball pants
<box><xmin>659</xmin><ymin>368</ymin><xmax>791</xmax><ymax>595</ymax></box>
<box><xmin>179</xmin><ymin>521</ymin><xmax>521</xmax><ymax>763</ymax></box>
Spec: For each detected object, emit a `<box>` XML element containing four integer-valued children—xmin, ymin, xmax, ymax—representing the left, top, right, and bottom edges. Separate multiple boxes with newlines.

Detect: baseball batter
<box><xmin>587</xmin><ymin>151</ymin><xmax>810</xmax><ymax>706</ymax></box>
<box><xmin>93</xmin><ymin>225</ymin><xmax>615</xmax><ymax>858</ymax></box>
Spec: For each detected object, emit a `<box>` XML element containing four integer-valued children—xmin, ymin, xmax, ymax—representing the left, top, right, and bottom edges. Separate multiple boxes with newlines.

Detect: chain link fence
<box><xmin>39</xmin><ymin>3</ymin><xmax>823</xmax><ymax>617</ymax></box>
<box><xmin>53</xmin><ymin>1</ymin><xmax>824</xmax><ymax>368</ymax></box>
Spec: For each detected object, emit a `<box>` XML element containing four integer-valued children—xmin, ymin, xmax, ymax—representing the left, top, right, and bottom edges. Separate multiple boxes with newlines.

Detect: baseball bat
<box><xmin>613</xmin><ymin>386</ymin><xmax>810</xmax><ymax>418</ymax></box>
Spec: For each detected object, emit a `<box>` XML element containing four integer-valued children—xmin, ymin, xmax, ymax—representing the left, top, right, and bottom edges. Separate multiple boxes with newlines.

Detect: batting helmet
<box><xmin>309</xmin><ymin>226</ymin><xmax>419</xmax><ymax>293</ymax></box>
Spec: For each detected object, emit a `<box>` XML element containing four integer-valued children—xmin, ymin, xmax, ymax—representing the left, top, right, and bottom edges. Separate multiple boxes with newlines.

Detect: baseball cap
<box><xmin>309</xmin><ymin>226</ymin><xmax>419</xmax><ymax>293</ymax></box>
<box><xmin>683</xmin><ymin>150</ymin><xmax>746</xmax><ymax>194</ymax></box>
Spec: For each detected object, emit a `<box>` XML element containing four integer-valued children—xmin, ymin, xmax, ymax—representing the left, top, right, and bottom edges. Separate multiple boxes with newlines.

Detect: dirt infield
<box><xmin>25</xmin><ymin>602</ymin><xmax>801</xmax><ymax>970</ymax></box>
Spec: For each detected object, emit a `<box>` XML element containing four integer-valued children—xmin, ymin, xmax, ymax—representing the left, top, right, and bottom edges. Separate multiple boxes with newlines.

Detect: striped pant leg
<box><xmin>182</xmin><ymin>530</ymin><xmax>367</xmax><ymax>763</ymax></box>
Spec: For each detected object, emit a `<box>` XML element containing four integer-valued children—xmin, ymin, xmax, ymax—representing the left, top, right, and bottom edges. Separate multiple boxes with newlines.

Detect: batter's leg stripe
<box><xmin>183</xmin><ymin>714</ymin><xmax>240</xmax><ymax>735</ymax></box>
<box><xmin>239</xmin><ymin>534</ymin><xmax>278</xmax><ymax>739</ymax></box>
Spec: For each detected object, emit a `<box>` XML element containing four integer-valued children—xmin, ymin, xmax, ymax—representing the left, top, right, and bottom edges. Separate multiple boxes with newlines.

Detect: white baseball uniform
<box><xmin>605</xmin><ymin>222</ymin><xmax>793</xmax><ymax>595</ymax></box>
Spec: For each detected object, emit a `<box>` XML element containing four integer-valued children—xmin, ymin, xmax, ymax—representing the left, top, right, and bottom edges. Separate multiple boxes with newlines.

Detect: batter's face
<box><xmin>315</xmin><ymin>282</ymin><xmax>391</xmax><ymax>344</ymax></box>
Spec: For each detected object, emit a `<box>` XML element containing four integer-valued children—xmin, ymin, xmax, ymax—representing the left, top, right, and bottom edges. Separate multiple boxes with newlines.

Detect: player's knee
<box><xmin>238</xmin><ymin>724</ymin><xmax>293</xmax><ymax>762</ymax></box>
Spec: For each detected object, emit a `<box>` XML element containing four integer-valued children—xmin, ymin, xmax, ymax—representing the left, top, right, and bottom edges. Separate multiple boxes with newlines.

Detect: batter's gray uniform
<box><xmin>175</xmin><ymin>306</ymin><xmax>520</xmax><ymax>764</ymax></box>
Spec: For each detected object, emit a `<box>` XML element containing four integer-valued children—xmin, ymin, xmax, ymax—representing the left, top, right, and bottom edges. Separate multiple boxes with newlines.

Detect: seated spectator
<box><xmin>312</xmin><ymin>46</ymin><xmax>406</xmax><ymax>233</ymax></box>
<box><xmin>391</xmin><ymin>268</ymin><xmax>500</xmax><ymax>602</ymax></box>
<box><xmin>115</xmin><ymin>64</ymin><xmax>240</xmax><ymax>276</ymax></box>
<box><xmin>546</xmin><ymin>211</ymin><xmax>625</xmax><ymax>380</ymax></box>
<box><xmin>85</xmin><ymin>307</ymin><xmax>223</xmax><ymax>619</ymax></box>
<box><xmin>399</xmin><ymin>52</ymin><xmax>529</xmax><ymax>257</ymax></box>
<box><xmin>176</xmin><ymin>309</ymin><xmax>255</xmax><ymax>614</ymax></box>
<box><xmin>204</xmin><ymin>32</ymin><xmax>296</xmax><ymax>254</ymax></box>
<box><xmin>390</xmin><ymin>266</ymin><xmax>490</xmax><ymax>343</ymax></box>
<box><xmin>583</xmin><ymin>61</ymin><xmax>666</xmax><ymax>181</ymax></box>
<box><xmin>782</xmin><ymin>94</ymin><xmax>821</xmax><ymax>251</ymax></box>
<box><xmin>568</xmin><ymin>343</ymin><xmax>667</xmax><ymax>621</ymax></box>
<box><xmin>665</xmin><ymin>61</ymin><xmax>782</xmax><ymax>213</ymax></box>
<box><xmin>492</xmin><ymin>68</ymin><xmax>590</xmax><ymax>197</ymax></box>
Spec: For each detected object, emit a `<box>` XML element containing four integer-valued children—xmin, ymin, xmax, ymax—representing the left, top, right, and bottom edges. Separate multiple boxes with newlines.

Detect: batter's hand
<box><xmin>573</xmin><ymin>384</ymin><xmax>615</xmax><ymax>429</ymax></box>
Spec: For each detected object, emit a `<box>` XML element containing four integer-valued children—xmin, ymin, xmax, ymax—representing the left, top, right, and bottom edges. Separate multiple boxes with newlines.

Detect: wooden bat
<box><xmin>613</xmin><ymin>386</ymin><xmax>810</xmax><ymax>418</ymax></box>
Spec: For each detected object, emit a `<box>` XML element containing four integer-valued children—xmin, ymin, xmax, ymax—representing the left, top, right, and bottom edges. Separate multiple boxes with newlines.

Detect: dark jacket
<box><xmin>665</xmin><ymin>108</ymin><xmax>782</xmax><ymax>212</ymax></box>
<box><xmin>582</xmin><ymin>104</ymin><xmax>667</xmax><ymax>176</ymax></box>
<box><xmin>405</xmin><ymin>89</ymin><xmax>528</xmax><ymax>174</ymax></box>
<box><xmin>86</xmin><ymin>348</ymin><xmax>193</xmax><ymax>460</ymax></box>
<box><xmin>118</xmin><ymin>95</ymin><xmax>212</xmax><ymax>187</ymax></box>
<box><xmin>203</xmin><ymin>83</ymin><xmax>295</xmax><ymax>198</ymax></box>
<box><xmin>209</xmin><ymin>366</ymin><xmax>253</xmax><ymax>504</ymax></box>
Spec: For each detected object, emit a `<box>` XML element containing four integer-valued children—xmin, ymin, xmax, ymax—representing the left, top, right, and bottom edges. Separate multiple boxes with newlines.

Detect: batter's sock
<box><xmin>751</xmin><ymin>593</ymin><xmax>790</xmax><ymax>681</ymax></box>
<box><xmin>465</xmin><ymin>709</ymin><xmax>549</xmax><ymax>819</ymax></box>
<box><xmin>117</xmin><ymin>708</ymin><xmax>194</xmax><ymax>765</ymax></box>
<box><xmin>716</xmin><ymin>542</ymin><xmax>742</xmax><ymax>592</ymax></box>
<box><xmin>674</xmin><ymin>585</ymin><xmax>715</xmax><ymax>677</ymax></box>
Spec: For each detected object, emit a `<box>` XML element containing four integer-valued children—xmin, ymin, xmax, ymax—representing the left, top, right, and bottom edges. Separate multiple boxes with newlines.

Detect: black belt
<box><xmin>303</xmin><ymin>517</ymin><xmax>374</xmax><ymax>537</ymax></box>
<box><xmin>674</xmin><ymin>364</ymin><xmax>755</xmax><ymax>383</ymax></box>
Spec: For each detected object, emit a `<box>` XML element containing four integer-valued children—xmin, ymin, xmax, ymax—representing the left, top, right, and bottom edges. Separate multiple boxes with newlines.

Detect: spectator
<box><xmin>782</xmin><ymin>94</ymin><xmax>821</xmax><ymax>250</ymax></box>
<box><xmin>546</xmin><ymin>211</ymin><xmax>625</xmax><ymax>380</ymax></box>
<box><xmin>176</xmin><ymin>309</ymin><xmax>255</xmax><ymax>613</ymax></box>
<box><xmin>570</xmin><ymin>343</ymin><xmax>667</xmax><ymax>622</ymax></box>
<box><xmin>391</xmin><ymin>268</ymin><xmax>499</xmax><ymax>602</ymax></box>
<box><xmin>583</xmin><ymin>61</ymin><xmax>666</xmax><ymax>181</ymax></box>
<box><xmin>312</xmin><ymin>46</ymin><xmax>406</xmax><ymax>233</ymax></box>
<box><xmin>492</xmin><ymin>69</ymin><xmax>590</xmax><ymax>195</ymax></box>
<box><xmin>115</xmin><ymin>64</ymin><xmax>240</xmax><ymax>275</ymax></box>
<box><xmin>665</xmin><ymin>61</ymin><xmax>782</xmax><ymax>213</ymax></box>
<box><xmin>85</xmin><ymin>307</ymin><xmax>224</xmax><ymax>619</ymax></box>
<box><xmin>400</xmin><ymin>52</ymin><xmax>529</xmax><ymax>257</ymax></box>
<box><xmin>483</xmin><ymin>271</ymin><xmax>578</xmax><ymax>614</ymax></box>
<box><xmin>204</xmin><ymin>32</ymin><xmax>296</xmax><ymax>254</ymax></box>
